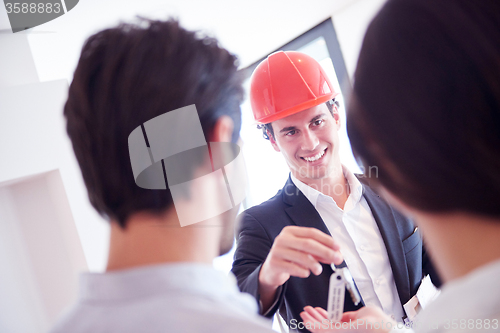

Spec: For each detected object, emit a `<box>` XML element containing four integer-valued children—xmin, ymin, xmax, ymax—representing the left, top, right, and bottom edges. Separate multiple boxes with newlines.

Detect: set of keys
<box><xmin>327</xmin><ymin>263</ymin><xmax>362</xmax><ymax>321</ymax></box>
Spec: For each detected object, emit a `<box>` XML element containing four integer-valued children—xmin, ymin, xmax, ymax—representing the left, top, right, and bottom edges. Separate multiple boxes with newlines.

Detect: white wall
<box><xmin>0</xmin><ymin>65</ymin><xmax>109</xmax><ymax>273</ymax></box>
<box><xmin>0</xmin><ymin>171</ymin><xmax>87</xmax><ymax>333</ymax></box>
<box><xmin>333</xmin><ymin>0</ymin><xmax>387</xmax><ymax>78</ymax></box>
<box><xmin>0</xmin><ymin>29</ymin><xmax>104</xmax><ymax>331</ymax></box>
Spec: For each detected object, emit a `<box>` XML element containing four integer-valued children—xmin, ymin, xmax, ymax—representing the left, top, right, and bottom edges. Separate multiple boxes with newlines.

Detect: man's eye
<box><xmin>313</xmin><ymin>119</ymin><xmax>324</xmax><ymax>126</ymax></box>
<box><xmin>286</xmin><ymin>130</ymin><xmax>296</xmax><ymax>136</ymax></box>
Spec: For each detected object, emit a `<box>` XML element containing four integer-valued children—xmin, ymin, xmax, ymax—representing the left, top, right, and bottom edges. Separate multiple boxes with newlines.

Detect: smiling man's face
<box><xmin>268</xmin><ymin>103</ymin><xmax>342</xmax><ymax>184</ymax></box>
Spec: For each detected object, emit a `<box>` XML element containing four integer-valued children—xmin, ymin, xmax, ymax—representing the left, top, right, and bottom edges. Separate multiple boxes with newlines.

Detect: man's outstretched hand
<box><xmin>299</xmin><ymin>305</ymin><xmax>396</xmax><ymax>333</ymax></box>
<box><xmin>258</xmin><ymin>226</ymin><xmax>343</xmax><ymax>312</ymax></box>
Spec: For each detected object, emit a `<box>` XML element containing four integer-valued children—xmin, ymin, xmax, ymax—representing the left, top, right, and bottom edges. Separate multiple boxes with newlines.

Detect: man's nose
<box><xmin>301</xmin><ymin>129</ymin><xmax>319</xmax><ymax>151</ymax></box>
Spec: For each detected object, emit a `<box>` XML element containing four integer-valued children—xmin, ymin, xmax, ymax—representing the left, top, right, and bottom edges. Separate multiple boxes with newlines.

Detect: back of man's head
<box><xmin>65</xmin><ymin>18</ymin><xmax>244</xmax><ymax>227</ymax></box>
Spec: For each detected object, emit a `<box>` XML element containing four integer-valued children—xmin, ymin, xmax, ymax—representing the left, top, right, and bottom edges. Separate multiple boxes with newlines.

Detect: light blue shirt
<box><xmin>50</xmin><ymin>263</ymin><xmax>274</xmax><ymax>333</ymax></box>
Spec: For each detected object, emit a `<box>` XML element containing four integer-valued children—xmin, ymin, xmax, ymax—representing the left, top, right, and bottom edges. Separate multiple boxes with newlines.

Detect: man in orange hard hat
<box><xmin>231</xmin><ymin>51</ymin><xmax>441</xmax><ymax>332</ymax></box>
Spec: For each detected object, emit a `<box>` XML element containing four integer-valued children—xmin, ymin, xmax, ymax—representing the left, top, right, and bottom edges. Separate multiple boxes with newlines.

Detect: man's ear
<box><xmin>268</xmin><ymin>129</ymin><xmax>281</xmax><ymax>152</ymax></box>
<box><xmin>212</xmin><ymin>116</ymin><xmax>234</xmax><ymax>142</ymax></box>
<box><xmin>332</xmin><ymin>105</ymin><xmax>341</xmax><ymax>129</ymax></box>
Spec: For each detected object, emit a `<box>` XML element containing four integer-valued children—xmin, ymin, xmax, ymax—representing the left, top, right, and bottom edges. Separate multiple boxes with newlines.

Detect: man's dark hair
<box><xmin>258</xmin><ymin>99</ymin><xmax>339</xmax><ymax>140</ymax></box>
<box><xmin>64</xmin><ymin>18</ymin><xmax>244</xmax><ymax>227</ymax></box>
<box><xmin>348</xmin><ymin>0</ymin><xmax>500</xmax><ymax>217</ymax></box>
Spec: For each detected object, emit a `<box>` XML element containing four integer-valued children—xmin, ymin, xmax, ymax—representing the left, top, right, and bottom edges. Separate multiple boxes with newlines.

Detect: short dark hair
<box><xmin>65</xmin><ymin>18</ymin><xmax>244</xmax><ymax>227</ymax></box>
<box><xmin>258</xmin><ymin>99</ymin><xmax>339</xmax><ymax>140</ymax></box>
<box><xmin>348</xmin><ymin>0</ymin><xmax>500</xmax><ymax>217</ymax></box>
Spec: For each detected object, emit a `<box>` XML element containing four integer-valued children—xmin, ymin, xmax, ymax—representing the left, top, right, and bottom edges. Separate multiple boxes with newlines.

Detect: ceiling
<box><xmin>1</xmin><ymin>0</ymin><xmax>361</xmax><ymax>82</ymax></box>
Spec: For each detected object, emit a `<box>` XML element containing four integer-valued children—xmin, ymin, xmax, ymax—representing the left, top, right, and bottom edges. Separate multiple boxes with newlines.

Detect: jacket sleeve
<box><xmin>231</xmin><ymin>211</ymin><xmax>286</xmax><ymax>318</ymax></box>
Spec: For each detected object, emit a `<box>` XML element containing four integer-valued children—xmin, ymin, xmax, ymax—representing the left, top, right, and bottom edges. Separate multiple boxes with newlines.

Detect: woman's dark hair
<box><xmin>348</xmin><ymin>0</ymin><xmax>500</xmax><ymax>216</ymax></box>
<box><xmin>65</xmin><ymin>18</ymin><xmax>244</xmax><ymax>227</ymax></box>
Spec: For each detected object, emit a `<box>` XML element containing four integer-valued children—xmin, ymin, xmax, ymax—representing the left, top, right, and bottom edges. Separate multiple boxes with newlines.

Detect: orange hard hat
<box><xmin>250</xmin><ymin>51</ymin><xmax>339</xmax><ymax>124</ymax></box>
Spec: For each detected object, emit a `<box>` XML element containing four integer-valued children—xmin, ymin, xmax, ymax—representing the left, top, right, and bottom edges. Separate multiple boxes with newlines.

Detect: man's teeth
<box><xmin>303</xmin><ymin>149</ymin><xmax>325</xmax><ymax>162</ymax></box>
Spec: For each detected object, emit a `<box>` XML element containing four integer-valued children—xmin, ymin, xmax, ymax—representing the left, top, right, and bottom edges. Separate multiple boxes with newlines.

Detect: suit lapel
<box><xmin>282</xmin><ymin>177</ymin><xmax>331</xmax><ymax>236</ymax></box>
<box><xmin>362</xmin><ymin>185</ymin><xmax>411</xmax><ymax>304</ymax></box>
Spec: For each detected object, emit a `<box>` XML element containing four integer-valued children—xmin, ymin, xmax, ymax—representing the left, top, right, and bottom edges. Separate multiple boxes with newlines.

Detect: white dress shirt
<box><xmin>291</xmin><ymin>166</ymin><xmax>405</xmax><ymax>321</ymax></box>
<box><xmin>50</xmin><ymin>263</ymin><xmax>275</xmax><ymax>333</ymax></box>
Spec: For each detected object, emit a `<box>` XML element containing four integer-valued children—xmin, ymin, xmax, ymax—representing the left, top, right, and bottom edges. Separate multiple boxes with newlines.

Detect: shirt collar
<box><xmin>290</xmin><ymin>173</ymin><xmax>321</xmax><ymax>207</ymax></box>
<box><xmin>344</xmin><ymin>165</ymin><xmax>364</xmax><ymax>204</ymax></box>
<box><xmin>290</xmin><ymin>165</ymin><xmax>364</xmax><ymax>209</ymax></box>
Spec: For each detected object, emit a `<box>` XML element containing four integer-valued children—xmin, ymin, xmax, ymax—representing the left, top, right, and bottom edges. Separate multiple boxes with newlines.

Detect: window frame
<box><xmin>239</xmin><ymin>18</ymin><xmax>351</xmax><ymax>109</ymax></box>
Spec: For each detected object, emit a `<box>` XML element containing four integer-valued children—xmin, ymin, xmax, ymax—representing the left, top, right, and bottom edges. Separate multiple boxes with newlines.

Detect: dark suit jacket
<box><xmin>231</xmin><ymin>176</ymin><xmax>440</xmax><ymax>331</ymax></box>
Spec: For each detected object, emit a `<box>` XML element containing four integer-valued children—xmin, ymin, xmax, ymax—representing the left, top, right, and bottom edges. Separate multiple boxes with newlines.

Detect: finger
<box><xmin>271</xmin><ymin>259</ymin><xmax>311</xmax><ymax>278</ymax></box>
<box><xmin>279</xmin><ymin>226</ymin><xmax>342</xmax><ymax>264</ymax></box>
<box><xmin>287</xmin><ymin>226</ymin><xmax>340</xmax><ymax>251</ymax></box>
<box><xmin>304</xmin><ymin>306</ymin><xmax>325</xmax><ymax>322</ymax></box>
<box><xmin>299</xmin><ymin>311</ymin><xmax>322</xmax><ymax>333</ymax></box>
<box><xmin>314</xmin><ymin>307</ymin><xmax>329</xmax><ymax>318</ymax></box>
<box><xmin>274</xmin><ymin>248</ymin><xmax>323</xmax><ymax>275</ymax></box>
<box><xmin>312</xmin><ymin>252</ymin><xmax>344</xmax><ymax>266</ymax></box>
<box><xmin>287</xmin><ymin>237</ymin><xmax>339</xmax><ymax>264</ymax></box>
<box><xmin>299</xmin><ymin>311</ymin><xmax>314</xmax><ymax>324</ymax></box>
<box><xmin>340</xmin><ymin>311</ymin><xmax>358</xmax><ymax>322</ymax></box>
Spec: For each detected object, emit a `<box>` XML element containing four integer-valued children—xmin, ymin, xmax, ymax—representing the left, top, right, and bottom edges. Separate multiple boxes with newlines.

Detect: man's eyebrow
<box><xmin>279</xmin><ymin>126</ymin><xmax>297</xmax><ymax>133</ymax></box>
<box><xmin>279</xmin><ymin>113</ymin><xmax>327</xmax><ymax>133</ymax></box>
<box><xmin>310</xmin><ymin>113</ymin><xmax>326</xmax><ymax>123</ymax></box>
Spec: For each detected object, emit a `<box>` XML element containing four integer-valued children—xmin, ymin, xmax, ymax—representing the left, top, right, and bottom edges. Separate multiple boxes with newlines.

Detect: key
<box><xmin>339</xmin><ymin>268</ymin><xmax>361</xmax><ymax>306</ymax></box>
<box><xmin>327</xmin><ymin>269</ymin><xmax>346</xmax><ymax>321</ymax></box>
<box><xmin>327</xmin><ymin>264</ymin><xmax>361</xmax><ymax>321</ymax></box>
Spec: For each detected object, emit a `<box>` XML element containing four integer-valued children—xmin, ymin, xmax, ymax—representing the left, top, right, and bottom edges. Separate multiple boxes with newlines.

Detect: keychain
<box><xmin>327</xmin><ymin>264</ymin><xmax>361</xmax><ymax>321</ymax></box>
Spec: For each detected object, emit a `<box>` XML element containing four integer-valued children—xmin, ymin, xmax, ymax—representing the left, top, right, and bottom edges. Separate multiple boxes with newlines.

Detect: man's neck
<box><xmin>106</xmin><ymin>209</ymin><xmax>220</xmax><ymax>271</ymax></box>
<box><xmin>293</xmin><ymin>165</ymin><xmax>350</xmax><ymax>210</ymax></box>
<box><xmin>416</xmin><ymin>212</ymin><xmax>500</xmax><ymax>283</ymax></box>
